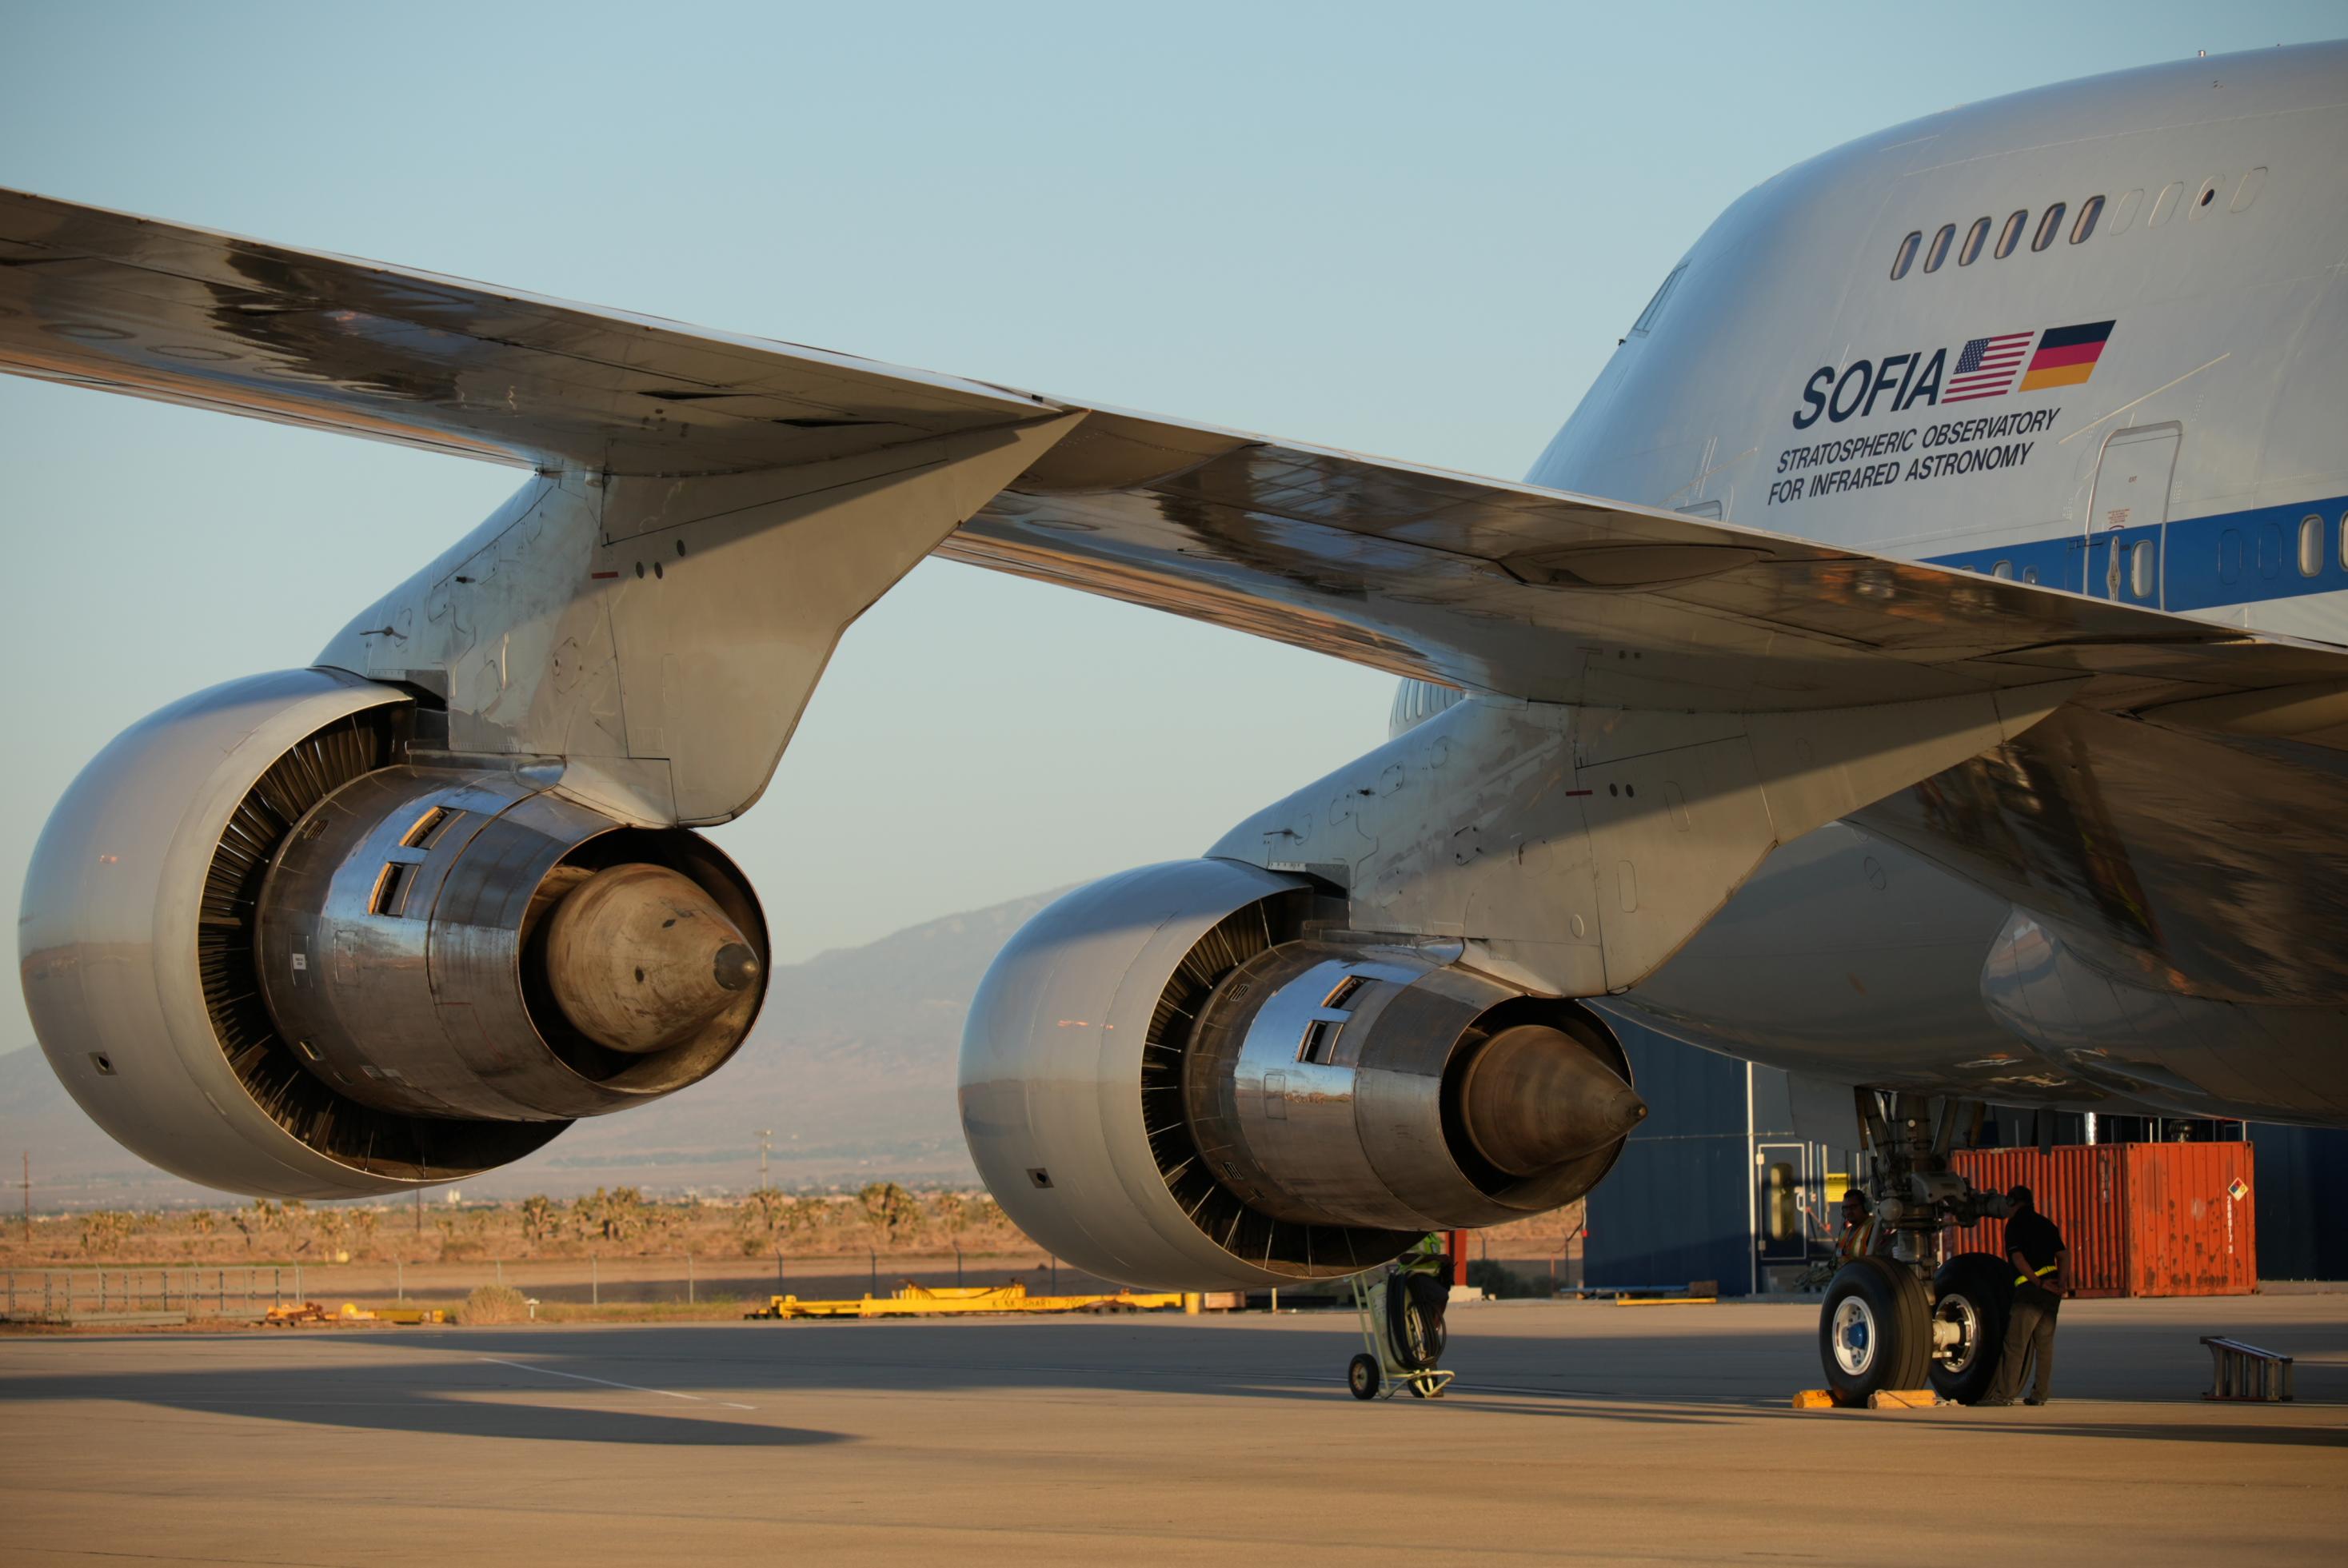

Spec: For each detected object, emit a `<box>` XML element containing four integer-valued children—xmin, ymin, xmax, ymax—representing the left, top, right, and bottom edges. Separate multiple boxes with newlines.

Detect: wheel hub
<box><xmin>1830</xmin><ymin>1295</ymin><xmax>1877</xmax><ymax>1376</ymax></box>
<box><xmin>1935</xmin><ymin>1291</ymin><xmax>1983</xmax><ymax>1371</ymax></box>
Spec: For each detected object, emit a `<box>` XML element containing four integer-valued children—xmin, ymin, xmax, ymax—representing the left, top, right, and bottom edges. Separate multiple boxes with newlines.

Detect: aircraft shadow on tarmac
<box><xmin>5</xmin><ymin>1323</ymin><xmax>1749</xmax><ymax>1442</ymax></box>
<box><xmin>0</xmin><ymin>1350</ymin><xmax>842</xmax><ymax>1449</ymax></box>
<box><xmin>1931</xmin><ymin>1417</ymin><xmax>2348</xmax><ymax>1449</ymax></box>
<box><xmin>5</xmin><ymin>1317</ymin><xmax>2340</xmax><ymax>1450</ymax></box>
<box><xmin>435</xmin><ymin>1319</ymin><xmax>1819</xmax><ymax>1429</ymax></box>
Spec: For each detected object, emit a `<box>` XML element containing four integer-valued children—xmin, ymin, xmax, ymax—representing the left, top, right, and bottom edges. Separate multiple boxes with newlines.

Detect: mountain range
<box><xmin>0</xmin><ymin>888</ymin><xmax>1060</xmax><ymax>1209</ymax></box>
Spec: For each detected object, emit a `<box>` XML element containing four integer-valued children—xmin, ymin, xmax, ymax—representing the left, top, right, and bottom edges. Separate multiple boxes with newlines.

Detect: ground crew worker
<box><xmin>1835</xmin><ymin>1190</ymin><xmax>1883</xmax><ymax>1263</ymax></box>
<box><xmin>1400</xmin><ymin>1231</ymin><xmax>1452</xmax><ymax>1280</ymax></box>
<box><xmin>1983</xmin><ymin>1183</ymin><xmax>2068</xmax><ymax>1406</ymax></box>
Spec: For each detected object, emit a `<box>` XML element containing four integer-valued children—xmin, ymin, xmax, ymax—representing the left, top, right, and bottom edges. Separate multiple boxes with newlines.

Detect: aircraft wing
<box><xmin>6</xmin><ymin>186</ymin><xmax>2346</xmax><ymax>722</ymax></box>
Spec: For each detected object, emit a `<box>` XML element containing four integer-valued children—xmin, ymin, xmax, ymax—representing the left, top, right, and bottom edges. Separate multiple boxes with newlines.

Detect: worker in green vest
<box><xmin>1400</xmin><ymin>1231</ymin><xmax>1451</xmax><ymax>1280</ymax></box>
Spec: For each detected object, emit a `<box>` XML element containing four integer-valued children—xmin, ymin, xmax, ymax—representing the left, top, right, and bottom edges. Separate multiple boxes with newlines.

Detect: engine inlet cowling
<box><xmin>20</xmin><ymin>669</ymin><xmax>773</xmax><ymax>1200</ymax></box>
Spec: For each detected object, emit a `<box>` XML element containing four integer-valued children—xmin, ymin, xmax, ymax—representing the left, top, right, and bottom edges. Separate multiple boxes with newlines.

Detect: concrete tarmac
<box><xmin>2</xmin><ymin>1294</ymin><xmax>2343</xmax><ymax>1562</ymax></box>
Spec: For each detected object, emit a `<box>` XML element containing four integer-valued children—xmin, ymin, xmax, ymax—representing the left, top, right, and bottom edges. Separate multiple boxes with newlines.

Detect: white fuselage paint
<box><xmin>1518</xmin><ymin>45</ymin><xmax>2348</xmax><ymax>1123</ymax></box>
<box><xmin>1532</xmin><ymin>44</ymin><xmax>2348</xmax><ymax>638</ymax></box>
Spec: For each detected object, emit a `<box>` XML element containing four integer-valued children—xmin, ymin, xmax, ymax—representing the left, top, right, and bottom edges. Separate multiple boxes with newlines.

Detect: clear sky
<box><xmin>2</xmin><ymin>2</ymin><xmax>2339</xmax><ymax>1057</ymax></box>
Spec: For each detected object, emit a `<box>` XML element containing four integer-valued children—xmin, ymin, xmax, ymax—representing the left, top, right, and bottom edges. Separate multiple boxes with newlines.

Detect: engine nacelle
<box><xmin>18</xmin><ymin>670</ymin><xmax>767</xmax><ymax>1199</ymax></box>
<box><xmin>958</xmin><ymin>860</ymin><xmax>1642</xmax><ymax>1289</ymax></box>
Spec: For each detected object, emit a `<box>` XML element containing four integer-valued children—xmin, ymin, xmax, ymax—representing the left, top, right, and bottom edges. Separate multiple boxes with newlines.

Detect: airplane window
<box><xmin>1923</xmin><ymin>224</ymin><xmax>1955</xmax><ymax>273</ymax></box>
<box><xmin>1995</xmin><ymin>210</ymin><xmax>2027</xmax><ymax>259</ymax></box>
<box><xmin>1959</xmin><ymin>217</ymin><xmax>1991</xmax><ymax>265</ymax></box>
<box><xmin>2033</xmin><ymin>203</ymin><xmax>2066</xmax><ymax>252</ymax></box>
<box><xmin>2070</xmin><ymin>196</ymin><xmax>2105</xmax><ymax>243</ymax></box>
<box><xmin>1890</xmin><ymin>232</ymin><xmax>1922</xmax><ymax>280</ymax></box>
<box><xmin>2148</xmin><ymin>182</ymin><xmax>2184</xmax><ymax>228</ymax></box>
<box><xmin>1630</xmin><ymin>263</ymin><xmax>1687</xmax><ymax>336</ymax></box>
<box><xmin>1992</xmin><ymin>560</ymin><xmax>2014</xmax><ymax>580</ymax></box>
<box><xmin>2300</xmin><ymin>515</ymin><xmax>2323</xmax><ymax>578</ymax></box>
<box><xmin>2023</xmin><ymin>565</ymin><xmax>2040</xmax><ymax>585</ymax></box>
<box><xmin>2231</xmin><ymin>167</ymin><xmax>2268</xmax><ymax>213</ymax></box>
<box><xmin>2130</xmin><ymin>539</ymin><xmax>2154</xmax><ymax>598</ymax></box>
<box><xmin>2193</xmin><ymin>178</ymin><xmax>2221</xmax><ymax>217</ymax></box>
<box><xmin>2108</xmin><ymin>189</ymin><xmax>2144</xmax><ymax>234</ymax></box>
<box><xmin>2339</xmin><ymin>511</ymin><xmax>2348</xmax><ymax>572</ymax></box>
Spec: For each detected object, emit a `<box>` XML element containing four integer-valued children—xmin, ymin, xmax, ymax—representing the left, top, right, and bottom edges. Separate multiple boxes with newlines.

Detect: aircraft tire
<box><xmin>1386</xmin><ymin>1275</ymin><xmax>1447</xmax><ymax>1370</ymax></box>
<box><xmin>1927</xmin><ymin>1253</ymin><xmax>2015</xmax><ymax>1405</ymax></box>
<box><xmin>1348</xmin><ymin>1353</ymin><xmax>1381</xmax><ymax>1400</ymax></box>
<box><xmin>1819</xmin><ymin>1256</ymin><xmax>1930</xmax><ymax>1402</ymax></box>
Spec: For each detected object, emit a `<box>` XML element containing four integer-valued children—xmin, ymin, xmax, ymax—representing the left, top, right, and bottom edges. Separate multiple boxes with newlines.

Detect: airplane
<box><xmin>6</xmin><ymin>42</ymin><xmax>2345</xmax><ymax>1407</ymax></box>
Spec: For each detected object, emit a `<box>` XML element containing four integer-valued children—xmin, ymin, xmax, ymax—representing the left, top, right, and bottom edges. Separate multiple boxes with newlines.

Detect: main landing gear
<box><xmin>1819</xmin><ymin>1092</ymin><xmax>2017</xmax><ymax>1406</ymax></box>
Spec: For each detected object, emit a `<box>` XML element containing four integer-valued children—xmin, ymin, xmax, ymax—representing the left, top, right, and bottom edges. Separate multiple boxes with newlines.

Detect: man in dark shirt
<box><xmin>1983</xmin><ymin>1183</ymin><xmax>2068</xmax><ymax>1406</ymax></box>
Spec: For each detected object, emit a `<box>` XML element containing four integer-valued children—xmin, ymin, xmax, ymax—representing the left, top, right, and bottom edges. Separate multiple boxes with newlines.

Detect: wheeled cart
<box><xmin>1345</xmin><ymin>1268</ymin><xmax>1455</xmax><ymax>1400</ymax></box>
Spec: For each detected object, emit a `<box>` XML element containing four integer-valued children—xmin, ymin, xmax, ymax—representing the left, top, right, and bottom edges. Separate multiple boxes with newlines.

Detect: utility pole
<box><xmin>757</xmin><ymin>1129</ymin><xmax>773</xmax><ymax>1192</ymax></box>
<box><xmin>21</xmin><ymin>1152</ymin><xmax>29</xmax><ymax>1242</ymax></box>
<box><xmin>414</xmin><ymin>1186</ymin><xmax>423</xmax><ymax>1235</ymax></box>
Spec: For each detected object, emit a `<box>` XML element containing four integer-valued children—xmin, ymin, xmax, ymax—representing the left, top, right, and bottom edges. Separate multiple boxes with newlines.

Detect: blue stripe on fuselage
<box><xmin>1923</xmin><ymin>494</ymin><xmax>2348</xmax><ymax>612</ymax></box>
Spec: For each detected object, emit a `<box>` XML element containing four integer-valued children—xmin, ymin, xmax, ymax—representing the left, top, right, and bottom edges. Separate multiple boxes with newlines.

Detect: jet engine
<box><xmin>958</xmin><ymin>860</ymin><xmax>1643</xmax><ymax>1288</ymax></box>
<box><xmin>18</xmin><ymin>669</ymin><xmax>768</xmax><ymax>1199</ymax></box>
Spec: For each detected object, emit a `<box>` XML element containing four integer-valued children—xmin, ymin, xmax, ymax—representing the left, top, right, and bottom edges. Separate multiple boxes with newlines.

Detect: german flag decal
<box><xmin>2018</xmin><ymin>320</ymin><xmax>2115</xmax><ymax>391</ymax></box>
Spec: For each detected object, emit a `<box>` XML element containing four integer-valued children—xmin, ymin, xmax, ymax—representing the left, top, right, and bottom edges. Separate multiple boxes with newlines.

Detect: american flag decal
<box><xmin>1944</xmin><ymin>330</ymin><xmax>2035</xmax><ymax>403</ymax></box>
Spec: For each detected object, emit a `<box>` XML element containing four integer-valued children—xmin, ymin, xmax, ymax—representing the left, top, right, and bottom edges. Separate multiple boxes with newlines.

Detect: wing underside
<box><xmin>7</xmin><ymin>186</ymin><xmax>2346</xmax><ymax>724</ymax></box>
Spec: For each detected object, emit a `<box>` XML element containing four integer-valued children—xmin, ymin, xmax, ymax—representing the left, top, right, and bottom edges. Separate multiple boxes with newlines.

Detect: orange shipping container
<box><xmin>1947</xmin><ymin>1143</ymin><xmax>2255</xmax><ymax>1298</ymax></box>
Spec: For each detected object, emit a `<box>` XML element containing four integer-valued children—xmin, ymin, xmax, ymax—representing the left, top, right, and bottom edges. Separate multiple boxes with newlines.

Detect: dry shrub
<box><xmin>463</xmin><ymin>1284</ymin><xmax>530</xmax><ymax>1324</ymax></box>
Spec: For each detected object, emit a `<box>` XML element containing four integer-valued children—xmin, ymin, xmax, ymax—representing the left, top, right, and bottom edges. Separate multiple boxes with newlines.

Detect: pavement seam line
<box><xmin>476</xmin><ymin>1355</ymin><xmax>756</xmax><ymax>1410</ymax></box>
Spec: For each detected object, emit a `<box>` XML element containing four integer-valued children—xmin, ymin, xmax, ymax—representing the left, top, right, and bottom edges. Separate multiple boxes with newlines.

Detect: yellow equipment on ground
<box><xmin>261</xmin><ymin>1299</ymin><xmax>330</xmax><ymax>1325</ymax></box>
<box><xmin>262</xmin><ymin>1300</ymin><xmax>449</xmax><ymax>1325</ymax></box>
<box><xmin>748</xmin><ymin>1280</ymin><xmax>1184</xmax><ymax>1319</ymax></box>
<box><xmin>337</xmin><ymin>1302</ymin><xmax>448</xmax><ymax>1324</ymax></box>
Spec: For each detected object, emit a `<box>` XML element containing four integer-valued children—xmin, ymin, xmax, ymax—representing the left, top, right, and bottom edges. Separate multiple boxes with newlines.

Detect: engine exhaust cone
<box><xmin>1455</xmin><ymin>1023</ymin><xmax>1647</xmax><ymax>1177</ymax></box>
<box><xmin>542</xmin><ymin>863</ymin><xmax>759</xmax><ymax>1054</ymax></box>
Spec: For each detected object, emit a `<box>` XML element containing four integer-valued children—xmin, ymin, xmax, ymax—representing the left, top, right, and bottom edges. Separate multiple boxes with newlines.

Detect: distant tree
<box><xmin>740</xmin><ymin>1187</ymin><xmax>789</xmax><ymax>1248</ymax></box>
<box><xmin>520</xmin><ymin>1195</ymin><xmax>557</xmax><ymax>1247</ymax></box>
<box><xmin>858</xmin><ymin>1182</ymin><xmax>920</xmax><ymax>1248</ymax></box>
<box><xmin>188</xmin><ymin>1210</ymin><xmax>218</xmax><ymax>1237</ymax></box>
<box><xmin>637</xmin><ymin>1199</ymin><xmax>680</xmax><ymax>1243</ymax></box>
<box><xmin>78</xmin><ymin>1211</ymin><xmax>131</xmax><ymax>1255</ymax></box>
<box><xmin>232</xmin><ymin>1199</ymin><xmax>284</xmax><ymax>1249</ymax></box>
<box><xmin>573</xmin><ymin>1187</ymin><xmax>647</xmax><ymax>1243</ymax></box>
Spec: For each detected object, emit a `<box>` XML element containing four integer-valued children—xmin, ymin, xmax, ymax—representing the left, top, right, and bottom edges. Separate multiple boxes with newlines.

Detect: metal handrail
<box><xmin>2201</xmin><ymin>1335</ymin><xmax>2294</xmax><ymax>1402</ymax></box>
